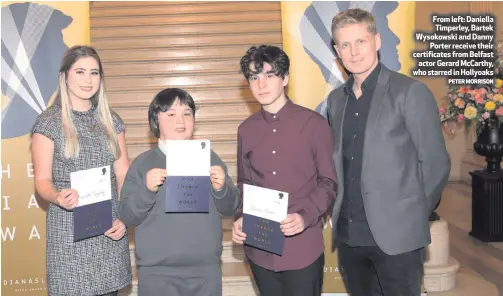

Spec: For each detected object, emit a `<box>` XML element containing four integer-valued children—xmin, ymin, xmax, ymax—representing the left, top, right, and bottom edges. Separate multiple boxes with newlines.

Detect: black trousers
<box><xmin>338</xmin><ymin>243</ymin><xmax>424</xmax><ymax>296</ymax></box>
<box><xmin>248</xmin><ymin>254</ymin><xmax>324</xmax><ymax>296</ymax></box>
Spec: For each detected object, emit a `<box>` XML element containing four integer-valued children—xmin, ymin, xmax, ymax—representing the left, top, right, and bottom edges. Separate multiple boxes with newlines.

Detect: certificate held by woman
<box><xmin>71</xmin><ymin>166</ymin><xmax>113</xmax><ymax>241</ymax></box>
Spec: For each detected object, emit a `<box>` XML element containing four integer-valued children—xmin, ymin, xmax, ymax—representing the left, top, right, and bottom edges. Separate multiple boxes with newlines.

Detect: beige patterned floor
<box><xmin>431</xmin><ymin>182</ymin><xmax>502</xmax><ymax>296</ymax></box>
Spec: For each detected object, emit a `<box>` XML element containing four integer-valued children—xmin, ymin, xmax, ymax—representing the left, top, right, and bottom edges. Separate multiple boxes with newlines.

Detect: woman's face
<box><xmin>66</xmin><ymin>56</ymin><xmax>101</xmax><ymax>102</ymax></box>
<box><xmin>158</xmin><ymin>99</ymin><xmax>195</xmax><ymax>140</ymax></box>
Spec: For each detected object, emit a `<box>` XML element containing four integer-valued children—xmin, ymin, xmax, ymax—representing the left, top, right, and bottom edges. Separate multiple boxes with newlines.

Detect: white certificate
<box><xmin>243</xmin><ymin>184</ymin><xmax>288</xmax><ymax>222</ymax></box>
<box><xmin>164</xmin><ymin>140</ymin><xmax>211</xmax><ymax>176</ymax></box>
<box><xmin>71</xmin><ymin>165</ymin><xmax>112</xmax><ymax>207</ymax></box>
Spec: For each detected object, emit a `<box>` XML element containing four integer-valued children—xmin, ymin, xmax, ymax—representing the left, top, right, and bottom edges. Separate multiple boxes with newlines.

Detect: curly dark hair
<box><xmin>239</xmin><ymin>45</ymin><xmax>290</xmax><ymax>80</ymax></box>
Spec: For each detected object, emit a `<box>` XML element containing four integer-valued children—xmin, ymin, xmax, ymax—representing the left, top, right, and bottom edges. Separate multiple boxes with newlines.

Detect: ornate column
<box><xmin>460</xmin><ymin>1</ymin><xmax>495</xmax><ymax>183</ymax></box>
<box><xmin>423</xmin><ymin>220</ymin><xmax>460</xmax><ymax>292</ymax></box>
<box><xmin>427</xmin><ymin>2</ymin><xmax>494</xmax><ymax>292</ymax></box>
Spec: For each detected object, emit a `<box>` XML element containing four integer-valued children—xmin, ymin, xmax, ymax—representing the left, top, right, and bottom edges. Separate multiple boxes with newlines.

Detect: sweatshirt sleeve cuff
<box><xmin>135</xmin><ymin>172</ymin><xmax>157</xmax><ymax>207</ymax></box>
<box><xmin>211</xmin><ymin>183</ymin><xmax>229</xmax><ymax>199</ymax></box>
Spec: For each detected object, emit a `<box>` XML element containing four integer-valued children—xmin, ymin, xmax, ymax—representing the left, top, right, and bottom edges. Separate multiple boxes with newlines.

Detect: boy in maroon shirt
<box><xmin>232</xmin><ymin>45</ymin><xmax>337</xmax><ymax>296</ymax></box>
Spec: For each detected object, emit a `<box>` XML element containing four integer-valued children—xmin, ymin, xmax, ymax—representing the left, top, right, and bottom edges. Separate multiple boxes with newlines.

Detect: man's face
<box><xmin>248</xmin><ymin>62</ymin><xmax>289</xmax><ymax>107</ymax></box>
<box><xmin>334</xmin><ymin>23</ymin><xmax>381</xmax><ymax>76</ymax></box>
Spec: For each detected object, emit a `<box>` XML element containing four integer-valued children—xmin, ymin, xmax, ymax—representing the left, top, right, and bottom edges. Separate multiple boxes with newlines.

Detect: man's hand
<box><xmin>280</xmin><ymin>213</ymin><xmax>305</xmax><ymax>236</ymax></box>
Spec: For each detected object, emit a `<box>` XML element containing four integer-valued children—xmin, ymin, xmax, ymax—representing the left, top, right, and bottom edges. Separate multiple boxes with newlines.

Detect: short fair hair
<box><xmin>331</xmin><ymin>8</ymin><xmax>377</xmax><ymax>44</ymax></box>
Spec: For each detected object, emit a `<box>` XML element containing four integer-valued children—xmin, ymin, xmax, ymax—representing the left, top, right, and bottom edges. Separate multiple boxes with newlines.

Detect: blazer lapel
<box><xmin>332</xmin><ymin>91</ymin><xmax>348</xmax><ymax>156</ymax></box>
<box><xmin>361</xmin><ymin>66</ymin><xmax>391</xmax><ymax>173</ymax></box>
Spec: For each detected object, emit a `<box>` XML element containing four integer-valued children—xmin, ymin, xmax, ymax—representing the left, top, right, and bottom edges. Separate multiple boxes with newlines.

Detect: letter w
<box><xmin>1</xmin><ymin>226</ymin><xmax>16</xmax><ymax>241</ymax></box>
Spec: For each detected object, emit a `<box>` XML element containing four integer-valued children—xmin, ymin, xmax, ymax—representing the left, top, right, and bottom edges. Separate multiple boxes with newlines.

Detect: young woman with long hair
<box><xmin>31</xmin><ymin>45</ymin><xmax>132</xmax><ymax>296</ymax></box>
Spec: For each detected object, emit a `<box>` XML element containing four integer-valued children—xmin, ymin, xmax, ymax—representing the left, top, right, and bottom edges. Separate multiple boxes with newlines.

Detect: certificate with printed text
<box><xmin>71</xmin><ymin>165</ymin><xmax>113</xmax><ymax>242</ymax></box>
<box><xmin>164</xmin><ymin>140</ymin><xmax>211</xmax><ymax>213</ymax></box>
<box><xmin>242</xmin><ymin>184</ymin><xmax>289</xmax><ymax>255</ymax></box>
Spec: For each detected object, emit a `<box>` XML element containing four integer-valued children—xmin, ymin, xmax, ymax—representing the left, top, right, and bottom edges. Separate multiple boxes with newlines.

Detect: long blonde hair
<box><xmin>57</xmin><ymin>45</ymin><xmax>120</xmax><ymax>159</ymax></box>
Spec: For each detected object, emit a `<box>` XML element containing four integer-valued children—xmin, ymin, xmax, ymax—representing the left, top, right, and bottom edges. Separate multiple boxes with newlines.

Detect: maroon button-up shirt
<box><xmin>236</xmin><ymin>99</ymin><xmax>337</xmax><ymax>271</ymax></box>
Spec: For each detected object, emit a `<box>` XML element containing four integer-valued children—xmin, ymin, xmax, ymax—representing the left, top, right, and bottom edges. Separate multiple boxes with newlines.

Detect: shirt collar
<box><xmin>344</xmin><ymin>63</ymin><xmax>381</xmax><ymax>95</ymax></box>
<box><xmin>260</xmin><ymin>97</ymin><xmax>293</xmax><ymax>123</ymax></box>
<box><xmin>158</xmin><ymin>139</ymin><xmax>168</xmax><ymax>155</ymax></box>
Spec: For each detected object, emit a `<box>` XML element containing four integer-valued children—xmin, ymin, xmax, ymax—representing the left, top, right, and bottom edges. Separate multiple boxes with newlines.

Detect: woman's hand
<box><xmin>55</xmin><ymin>189</ymin><xmax>79</xmax><ymax>210</ymax></box>
<box><xmin>104</xmin><ymin>219</ymin><xmax>127</xmax><ymax>240</ymax></box>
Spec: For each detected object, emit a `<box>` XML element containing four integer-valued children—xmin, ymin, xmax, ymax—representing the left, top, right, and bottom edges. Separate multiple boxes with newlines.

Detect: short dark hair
<box><xmin>239</xmin><ymin>45</ymin><xmax>290</xmax><ymax>80</ymax></box>
<box><xmin>148</xmin><ymin>88</ymin><xmax>196</xmax><ymax>138</ymax></box>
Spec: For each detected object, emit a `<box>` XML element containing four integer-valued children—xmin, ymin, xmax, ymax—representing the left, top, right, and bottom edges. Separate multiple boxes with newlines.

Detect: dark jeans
<box><xmin>338</xmin><ymin>243</ymin><xmax>424</xmax><ymax>296</ymax></box>
<box><xmin>248</xmin><ymin>253</ymin><xmax>324</xmax><ymax>296</ymax></box>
